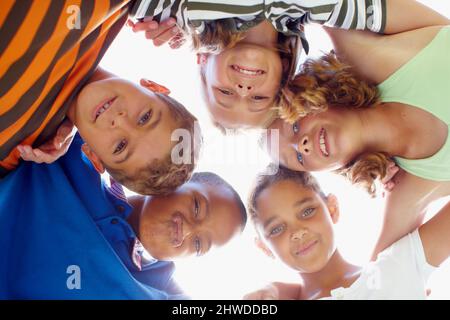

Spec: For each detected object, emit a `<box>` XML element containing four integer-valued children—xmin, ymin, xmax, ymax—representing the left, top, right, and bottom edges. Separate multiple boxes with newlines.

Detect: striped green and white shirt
<box><xmin>131</xmin><ymin>0</ymin><xmax>387</xmax><ymax>54</ymax></box>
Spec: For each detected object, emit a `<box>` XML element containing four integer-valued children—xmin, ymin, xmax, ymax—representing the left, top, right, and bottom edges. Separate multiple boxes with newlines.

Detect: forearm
<box><xmin>384</xmin><ymin>0</ymin><xmax>450</xmax><ymax>34</ymax></box>
<box><xmin>370</xmin><ymin>171</ymin><xmax>449</xmax><ymax>260</ymax></box>
<box><xmin>419</xmin><ymin>200</ymin><xmax>450</xmax><ymax>267</ymax></box>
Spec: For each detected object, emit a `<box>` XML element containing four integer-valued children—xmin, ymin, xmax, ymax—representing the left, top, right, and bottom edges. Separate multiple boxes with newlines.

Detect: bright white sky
<box><xmin>100</xmin><ymin>0</ymin><xmax>450</xmax><ymax>299</ymax></box>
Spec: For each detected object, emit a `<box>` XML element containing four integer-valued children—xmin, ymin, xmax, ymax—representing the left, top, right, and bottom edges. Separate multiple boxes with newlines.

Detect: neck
<box><xmin>356</xmin><ymin>104</ymin><xmax>410</xmax><ymax>157</ymax></box>
<box><xmin>127</xmin><ymin>195</ymin><xmax>146</xmax><ymax>238</ymax></box>
<box><xmin>66</xmin><ymin>67</ymin><xmax>116</xmax><ymax>123</ymax></box>
<box><xmin>241</xmin><ymin>20</ymin><xmax>279</xmax><ymax>49</ymax></box>
<box><xmin>301</xmin><ymin>250</ymin><xmax>360</xmax><ymax>299</ymax></box>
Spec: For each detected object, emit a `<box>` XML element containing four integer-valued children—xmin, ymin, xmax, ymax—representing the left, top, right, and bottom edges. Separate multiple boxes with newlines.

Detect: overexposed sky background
<box><xmin>100</xmin><ymin>0</ymin><xmax>450</xmax><ymax>299</ymax></box>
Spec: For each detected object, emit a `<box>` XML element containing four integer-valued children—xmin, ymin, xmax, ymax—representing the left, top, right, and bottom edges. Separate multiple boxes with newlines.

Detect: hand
<box><xmin>127</xmin><ymin>17</ymin><xmax>185</xmax><ymax>49</ymax></box>
<box><xmin>17</xmin><ymin>118</ymin><xmax>76</xmax><ymax>164</ymax></box>
<box><xmin>381</xmin><ymin>160</ymin><xmax>400</xmax><ymax>193</ymax></box>
<box><xmin>242</xmin><ymin>284</ymin><xmax>279</xmax><ymax>300</ymax></box>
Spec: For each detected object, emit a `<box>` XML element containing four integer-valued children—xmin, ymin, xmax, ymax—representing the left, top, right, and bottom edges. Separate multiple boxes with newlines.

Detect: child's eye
<box><xmin>301</xmin><ymin>207</ymin><xmax>315</xmax><ymax>218</ymax></box>
<box><xmin>114</xmin><ymin>139</ymin><xmax>127</xmax><ymax>154</ymax></box>
<box><xmin>292</xmin><ymin>122</ymin><xmax>299</xmax><ymax>134</ymax></box>
<box><xmin>268</xmin><ymin>225</ymin><xmax>285</xmax><ymax>237</ymax></box>
<box><xmin>193</xmin><ymin>197</ymin><xmax>200</xmax><ymax>219</ymax></box>
<box><xmin>194</xmin><ymin>237</ymin><xmax>202</xmax><ymax>256</ymax></box>
<box><xmin>138</xmin><ymin>110</ymin><xmax>153</xmax><ymax>126</ymax></box>
<box><xmin>296</xmin><ymin>151</ymin><xmax>303</xmax><ymax>165</ymax></box>
<box><xmin>218</xmin><ymin>88</ymin><xmax>233</xmax><ymax>95</ymax></box>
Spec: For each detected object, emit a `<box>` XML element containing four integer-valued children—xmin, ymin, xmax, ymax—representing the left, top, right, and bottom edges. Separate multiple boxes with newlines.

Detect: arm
<box><xmin>383</xmin><ymin>0</ymin><xmax>449</xmax><ymax>34</ymax></box>
<box><xmin>419</xmin><ymin>201</ymin><xmax>450</xmax><ymax>267</ymax></box>
<box><xmin>371</xmin><ymin>170</ymin><xmax>450</xmax><ymax>260</ymax></box>
<box><xmin>324</xmin><ymin>25</ymin><xmax>447</xmax><ymax>84</ymax></box>
<box><xmin>322</xmin><ymin>0</ymin><xmax>449</xmax><ymax>34</ymax></box>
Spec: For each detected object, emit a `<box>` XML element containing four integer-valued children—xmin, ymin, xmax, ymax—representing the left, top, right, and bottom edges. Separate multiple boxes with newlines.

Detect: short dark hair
<box><xmin>106</xmin><ymin>93</ymin><xmax>203</xmax><ymax>195</ymax></box>
<box><xmin>248</xmin><ymin>164</ymin><xmax>326</xmax><ymax>220</ymax></box>
<box><xmin>190</xmin><ymin>172</ymin><xmax>247</xmax><ymax>231</ymax></box>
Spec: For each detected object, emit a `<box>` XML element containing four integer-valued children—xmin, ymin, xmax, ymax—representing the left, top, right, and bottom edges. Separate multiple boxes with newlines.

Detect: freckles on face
<box><xmin>254</xmin><ymin>180</ymin><xmax>336</xmax><ymax>272</ymax></box>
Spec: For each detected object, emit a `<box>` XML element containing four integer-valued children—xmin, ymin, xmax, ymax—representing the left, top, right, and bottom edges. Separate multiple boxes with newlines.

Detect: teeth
<box><xmin>96</xmin><ymin>100</ymin><xmax>113</xmax><ymax>118</ymax></box>
<box><xmin>319</xmin><ymin>129</ymin><xmax>329</xmax><ymax>156</ymax></box>
<box><xmin>232</xmin><ymin>65</ymin><xmax>263</xmax><ymax>76</ymax></box>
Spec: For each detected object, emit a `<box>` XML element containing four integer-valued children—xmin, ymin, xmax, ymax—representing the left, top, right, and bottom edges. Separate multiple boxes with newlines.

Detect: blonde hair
<box><xmin>277</xmin><ymin>53</ymin><xmax>390</xmax><ymax>197</ymax></box>
<box><xmin>195</xmin><ymin>20</ymin><xmax>295</xmax><ymax>130</ymax></box>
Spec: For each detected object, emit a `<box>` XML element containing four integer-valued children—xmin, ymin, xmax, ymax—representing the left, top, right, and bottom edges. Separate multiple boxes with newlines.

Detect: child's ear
<box><xmin>81</xmin><ymin>143</ymin><xmax>105</xmax><ymax>174</ymax></box>
<box><xmin>326</xmin><ymin>194</ymin><xmax>340</xmax><ymax>224</ymax></box>
<box><xmin>196</xmin><ymin>53</ymin><xmax>208</xmax><ymax>65</ymax></box>
<box><xmin>254</xmin><ymin>237</ymin><xmax>275</xmax><ymax>259</ymax></box>
<box><xmin>139</xmin><ymin>79</ymin><xmax>171</xmax><ymax>95</ymax></box>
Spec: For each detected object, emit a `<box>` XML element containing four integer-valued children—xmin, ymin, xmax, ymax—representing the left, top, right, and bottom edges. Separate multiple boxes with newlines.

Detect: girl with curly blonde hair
<box><xmin>268</xmin><ymin>20</ymin><xmax>450</xmax><ymax>257</ymax></box>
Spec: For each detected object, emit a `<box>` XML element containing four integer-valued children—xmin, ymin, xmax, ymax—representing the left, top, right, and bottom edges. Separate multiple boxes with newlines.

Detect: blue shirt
<box><xmin>0</xmin><ymin>134</ymin><xmax>187</xmax><ymax>299</ymax></box>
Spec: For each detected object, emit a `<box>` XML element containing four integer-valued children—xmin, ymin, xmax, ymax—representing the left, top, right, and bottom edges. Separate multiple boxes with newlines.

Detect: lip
<box><xmin>295</xmin><ymin>239</ymin><xmax>319</xmax><ymax>256</ymax></box>
<box><xmin>317</xmin><ymin>128</ymin><xmax>330</xmax><ymax>158</ymax></box>
<box><xmin>171</xmin><ymin>213</ymin><xmax>184</xmax><ymax>248</ymax></box>
<box><xmin>92</xmin><ymin>96</ymin><xmax>117</xmax><ymax>122</ymax></box>
<box><xmin>230</xmin><ymin>64</ymin><xmax>265</xmax><ymax>78</ymax></box>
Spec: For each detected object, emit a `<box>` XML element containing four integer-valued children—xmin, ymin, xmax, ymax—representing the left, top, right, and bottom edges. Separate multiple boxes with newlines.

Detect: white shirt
<box><xmin>323</xmin><ymin>230</ymin><xmax>436</xmax><ymax>300</ymax></box>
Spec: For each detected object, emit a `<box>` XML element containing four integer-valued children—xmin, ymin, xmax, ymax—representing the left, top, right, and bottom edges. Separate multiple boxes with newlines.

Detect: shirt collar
<box><xmin>131</xmin><ymin>238</ymin><xmax>159</xmax><ymax>271</ymax></box>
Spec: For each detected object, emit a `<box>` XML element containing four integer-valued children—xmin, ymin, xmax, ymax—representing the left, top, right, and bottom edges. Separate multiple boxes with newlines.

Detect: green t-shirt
<box><xmin>378</xmin><ymin>26</ymin><xmax>450</xmax><ymax>181</ymax></box>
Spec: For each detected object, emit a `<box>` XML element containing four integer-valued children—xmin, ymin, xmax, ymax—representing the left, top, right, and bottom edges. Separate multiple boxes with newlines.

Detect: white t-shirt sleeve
<box><xmin>357</xmin><ymin>230</ymin><xmax>436</xmax><ymax>299</ymax></box>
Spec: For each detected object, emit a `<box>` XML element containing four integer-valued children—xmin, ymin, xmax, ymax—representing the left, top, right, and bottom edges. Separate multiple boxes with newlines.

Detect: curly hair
<box><xmin>248</xmin><ymin>164</ymin><xmax>326</xmax><ymax>221</ymax></box>
<box><xmin>106</xmin><ymin>93</ymin><xmax>202</xmax><ymax>195</ymax></box>
<box><xmin>277</xmin><ymin>53</ymin><xmax>390</xmax><ymax>197</ymax></box>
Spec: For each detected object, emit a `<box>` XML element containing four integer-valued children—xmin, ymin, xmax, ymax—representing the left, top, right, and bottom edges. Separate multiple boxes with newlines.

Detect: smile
<box><xmin>171</xmin><ymin>213</ymin><xmax>184</xmax><ymax>248</ymax></box>
<box><xmin>231</xmin><ymin>64</ymin><xmax>265</xmax><ymax>76</ymax></box>
<box><xmin>295</xmin><ymin>239</ymin><xmax>318</xmax><ymax>257</ymax></box>
<box><xmin>93</xmin><ymin>96</ymin><xmax>116</xmax><ymax>122</ymax></box>
<box><xmin>319</xmin><ymin>128</ymin><xmax>329</xmax><ymax>157</ymax></box>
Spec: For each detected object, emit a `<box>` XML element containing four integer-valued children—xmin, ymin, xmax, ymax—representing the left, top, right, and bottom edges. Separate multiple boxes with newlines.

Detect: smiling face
<box><xmin>254</xmin><ymin>180</ymin><xmax>338</xmax><ymax>273</ymax></box>
<box><xmin>72</xmin><ymin>78</ymin><xmax>178</xmax><ymax>175</ymax></box>
<box><xmin>200</xmin><ymin>43</ymin><xmax>283</xmax><ymax>129</ymax></box>
<box><xmin>137</xmin><ymin>181</ymin><xmax>244</xmax><ymax>261</ymax></box>
<box><xmin>268</xmin><ymin>107</ymin><xmax>363</xmax><ymax>172</ymax></box>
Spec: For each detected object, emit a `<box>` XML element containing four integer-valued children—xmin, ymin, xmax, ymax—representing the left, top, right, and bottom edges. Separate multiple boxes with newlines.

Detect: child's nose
<box><xmin>235</xmin><ymin>83</ymin><xmax>253</xmax><ymax>97</ymax></box>
<box><xmin>297</xmin><ymin>135</ymin><xmax>312</xmax><ymax>155</ymax></box>
<box><xmin>110</xmin><ymin>110</ymin><xmax>127</xmax><ymax>127</ymax></box>
<box><xmin>291</xmin><ymin>228</ymin><xmax>308</xmax><ymax>241</ymax></box>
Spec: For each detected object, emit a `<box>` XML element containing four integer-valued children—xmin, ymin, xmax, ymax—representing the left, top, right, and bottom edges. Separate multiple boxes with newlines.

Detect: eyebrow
<box><xmin>263</xmin><ymin>216</ymin><xmax>278</xmax><ymax>229</ymax></box>
<box><xmin>293</xmin><ymin>197</ymin><xmax>314</xmax><ymax>208</ymax></box>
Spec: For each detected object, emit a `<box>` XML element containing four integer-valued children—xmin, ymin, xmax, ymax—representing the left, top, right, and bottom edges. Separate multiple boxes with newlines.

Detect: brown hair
<box><xmin>106</xmin><ymin>93</ymin><xmax>202</xmax><ymax>195</ymax></box>
<box><xmin>248</xmin><ymin>164</ymin><xmax>326</xmax><ymax>221</ymax></box>
<box><xmin>189</xmin><ymin>20</ymin><xmax>246</xmax><ymax>54</ymax></box>
<box><xmin>277</xmin><ymin>53</ymin><xmax>390</xmax><ymax>196</ymax></box>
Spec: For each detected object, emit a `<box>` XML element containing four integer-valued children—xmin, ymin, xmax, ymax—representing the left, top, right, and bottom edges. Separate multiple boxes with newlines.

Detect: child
<box><xmin>244</xmin><ymin>165</ymin><xmax>450</xmax><ymax>299</ymax></box>
<box><xmin>0</xmin><ymin>133</ymin><xmax>246</xmax><ymax>299</ymax></box>
<box><xmin>267</xmin><ymin>24</ymin><xmax>450</xmax><ymax>255</ymax></box>
<box><xmin>0</xmin><ymin>1</ymin><xmax>200</xmax><ymax>195</ymax></box>
<box><xmin>130</xmin><ymin>0</ymin><xmax>445</xmax><ymax>129</ymax></box>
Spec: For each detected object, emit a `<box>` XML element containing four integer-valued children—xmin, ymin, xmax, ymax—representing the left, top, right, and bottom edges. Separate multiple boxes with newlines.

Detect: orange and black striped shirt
<box><xmin>0</xmin><ymin>0</ymin><xmax>142</xmax><ymax>178</ymax></box>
